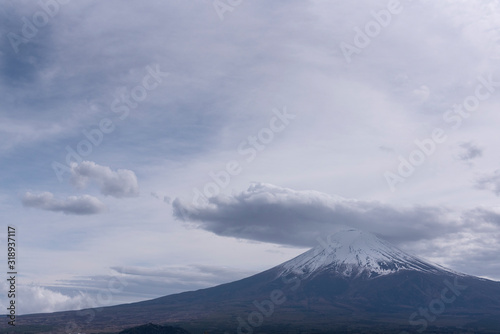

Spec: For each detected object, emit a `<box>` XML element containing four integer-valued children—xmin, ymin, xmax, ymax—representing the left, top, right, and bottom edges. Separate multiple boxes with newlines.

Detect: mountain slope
<box><xmin>6</xmin><ymin>229</ymin><xmax>500</xmax><ymax>334</ymax></box>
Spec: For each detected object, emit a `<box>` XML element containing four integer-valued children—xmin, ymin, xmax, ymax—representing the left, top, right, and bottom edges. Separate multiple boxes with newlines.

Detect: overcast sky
<box><xmin>2</xmin><ymin>0</ymin><xmax>500</xmax><ymax>315</ymax></box>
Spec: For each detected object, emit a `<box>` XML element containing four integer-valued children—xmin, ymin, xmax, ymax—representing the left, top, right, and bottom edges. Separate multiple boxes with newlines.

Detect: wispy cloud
<box><xmin>476</xmin><ymin>170</ymin><xmax>500</xmax><ymax>196</ymax></box>
<box><xmin>457</xmin><ymin>142</ymin><xmax>482</xmax><ymax>162</ymax></box>
<box><xmin>22</xmin><ymin>191</ymin><xmax>106</xmax><ymax>215</ymax></box>
<box><xmin>55</xmin><ymin>265</ymin><xmax>256</xmax><ymax>301</ymax></box>
<box><xmin>111</xmin><ymin>264</ymin><xmax>254</xmax><ymax>288</ymax></box>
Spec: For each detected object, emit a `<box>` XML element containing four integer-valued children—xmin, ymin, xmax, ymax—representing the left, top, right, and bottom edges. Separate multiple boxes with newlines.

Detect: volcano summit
<box><xmin>279</xmin><ymin>229</ymin><xmax>460</xmax><ymax>279</ymax></box>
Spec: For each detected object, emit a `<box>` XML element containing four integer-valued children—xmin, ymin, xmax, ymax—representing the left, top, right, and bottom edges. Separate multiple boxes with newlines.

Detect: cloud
<box><xmin>151</xmin><ymin>192</ymin><xmax>171</xmax><ymax>204</ymax></box>
<box><xmin>412</xmin><ymin>85</ymin><xmax>430</xmax><ymax>102</ymax></box>
<box><xmin>111</xmin><ymin>264</ymin><xmax>254</xmax><ymax>288</ymax></box>
<box><xmin>172</xmin><ymin>184</ymin><xmax>500</xmax><ymax>279</ymax></box>
<box><xmin>56</xmin><ymin>265</ymin><xmax>256</xmax><ymax>301</ymax></box>
<box><xmin>458</xmin><ymin>142</ymin><xmax>483</xmax><ymax>161</ymax></box>
<box><xmin>475</xmin><ymin>170</ymin><xmax>500</xmax><ymax>196</ymax></box>
<box><xmin>71</xmin><ymin>161</ymin><xmax>139</xmax><ymax>198</ymax></box>
<box><xmin>379</xmin><ymin>145</ymin><xmax>395</xmax><ymax>153</ymax></box>
<box><xmin>0</xmin><ymin>281</ymin><xmax>95</xmax><ymax>315</ymax></box>
<box><xmin>407</xmin><ymin>208</ymin><xmax>500</xmax><ymax>278</ymax></box>
<box><xmin>172</xmin><ymin>183</ymin><xmax>460</xmax><ymax>247</ymax></box>
<box><xmin>22</xmin><ymin>192</ymin><xmax>106</xmax><ymax>215</ymax></box>
<box><xmin>0</xmin><ymin>117</ymin><xmax>70</xmax><ymax>154</ymax></box>
<box><xmin>462</xmin><ymin>208</ymin><xmax>500</xmax><ymax>226</ymax></box>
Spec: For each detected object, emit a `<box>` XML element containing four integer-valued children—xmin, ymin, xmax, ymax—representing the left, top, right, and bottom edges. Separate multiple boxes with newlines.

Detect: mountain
<box><xmin>4</xmin><ymin>229</ymin><xmax>500</xmax><ymax>333</ymax></box>
<box><xmin>278</xmin><ymin>229</ymin><xmax>459</xmax><ymax>279</ymax></box>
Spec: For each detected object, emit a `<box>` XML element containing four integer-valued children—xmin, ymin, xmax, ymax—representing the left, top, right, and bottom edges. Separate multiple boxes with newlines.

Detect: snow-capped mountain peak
<box><xmin>278</xmin><ymin>229</ymin><xmax>457</xmax><ymax>279</ymax></box>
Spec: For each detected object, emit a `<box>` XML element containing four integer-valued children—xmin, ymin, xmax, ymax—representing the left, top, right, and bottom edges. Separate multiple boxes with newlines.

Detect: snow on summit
<box><xmin>278</xmin><ymin>229</ymin><xmax>460</xmax><ymax>279</ymax></box>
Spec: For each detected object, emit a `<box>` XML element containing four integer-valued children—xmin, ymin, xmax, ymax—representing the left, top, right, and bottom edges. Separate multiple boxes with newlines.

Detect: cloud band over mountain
<box><xmin>172</xmin><ymin>183</ymin><xmax>500</xmax><ymax>249</ymax></box>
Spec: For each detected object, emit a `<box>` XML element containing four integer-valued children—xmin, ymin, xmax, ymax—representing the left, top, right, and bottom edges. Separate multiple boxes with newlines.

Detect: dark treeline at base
<box><xmin>0</xmin><ymin>322</ymin><xmax>497</xmax><ymax>334</ymax></box>
<box><xmin>96</xmin><ymin>322</ymin><xmax>498</xmax><ymax>334</ymax></box>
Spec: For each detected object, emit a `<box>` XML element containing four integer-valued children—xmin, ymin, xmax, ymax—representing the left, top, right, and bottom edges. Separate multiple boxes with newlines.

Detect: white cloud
<box><xmin>0</xmin><ymin>281</ymin><xmax>95</xmax><ymax>315</ymax></box>
<box><xmin>22</xmin><ymin>192</ymin><xmax>106</xmax><ymax>215</ymax></box>
<box><xmin>71</xmin><ymin>161</ymin><xmax>139</xmax><ymax>198</ymax></box>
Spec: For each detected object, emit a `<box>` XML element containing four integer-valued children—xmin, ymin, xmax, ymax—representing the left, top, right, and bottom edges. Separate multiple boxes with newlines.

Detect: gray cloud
<box><xmin>407</xmin><ymin>208</ymin><xmax>500</xmax><ymax>279</ymax></box>
<box><xmin>172</xmin><ymin>184</ymin><xmax>500</xmax><ymax>280</ymax></box>
<box><xmin>379</xmin><ymin>145</ymin><xmax>395</xmax><ymax>153</ymax></box>
<box><xmin>71</xmin><ymin>161</ymin><xmax>139</xmax><ymax>198</ymax></box>
<box><xmin>173</xmin><ymin>183</ymin><xmax>460</xmax><ymax>247</ymax></box>
<box><xmin>476</xmin><ymin>170</ymin><xmax>500</xmax><ymax>196</ymax></box>
<box><xmin>462</xmin><ymin>208</ymin><xmax>500</xmax><ymax>226</ymax></box>
<box><xmin>22</xmin><ymin>191</ymin><xmax>106</xmax><ymax>215</ymax></box>
<box><xmin>458</xmin><ymin>142</ymin><xmax>483</xmax><ymax>161</ymax></box>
